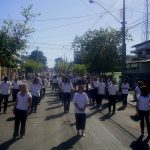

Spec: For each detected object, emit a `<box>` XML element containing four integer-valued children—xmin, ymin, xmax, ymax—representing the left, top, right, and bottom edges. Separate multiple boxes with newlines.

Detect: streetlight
<box><xmin>89</xmin><ymin>0</ymin><xmax>126</xmax><ymax>77</ymax></box>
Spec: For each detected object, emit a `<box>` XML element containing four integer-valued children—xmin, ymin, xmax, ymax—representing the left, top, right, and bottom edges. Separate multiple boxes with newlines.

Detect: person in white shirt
<box><xmin>41</xmin><ymin>75</ymin><xmax>48</xmax><ymax>98</ymax></box>
<box><xmin>73</xmin><ymin>85</ymin><xmax>89</xmax><ymax>137</ymax></box>
<box><xmin>97</xmin><ymin>78</ymin><xmax>106</xmax><ymax>109</ymax></box>
<box><xmin>92</xmin><ymin>77</ymin><xmax>99</xmax><ymax>104</ymax></box>
<box><xmin>121</xmin><ymin>79</ymin><xmax>130</xmax><ymax>109</ymax></box>
<box><xmin>108</xmin><ymin>80</ymin><xmax>118</xmax><ymax>114</ymax></box>
<box><xmin>61</xmin><ymin>77</ymin><xmax>73</xmax><ymax>113</ymax></box>
<box><xmin>0</xmin><ymin>77</ymin><xmax>12</xmax><ymax>114</ymax></box>
<box><xmin>137</xmin><ymin>86</ymin><xmax>150</xmax><ymax>137</ymax></box>
<box><xmin>13</xmin><ymin>83</ymin><xmax>32</xmax><ymax>139</ymax></box>
<box><xmin>12</xmin><ymin>77</ymin><xmax>20</xmax><ymax>104</ymax></box>
<box><xmin>29</xmin><ymin>77</ymin><xmax>42</xmax><ymax>113</ymax></box>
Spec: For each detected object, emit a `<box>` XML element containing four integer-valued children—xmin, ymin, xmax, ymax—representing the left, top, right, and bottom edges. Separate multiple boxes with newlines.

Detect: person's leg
<box><xmin>20</xmin><ymin>110</ymin><xmax>27</xmax><ymax>137</ymax></box>
<box><xmin>66</xmin><ymin>93</ymin><xmax>71</xmax><ymax>112</ymax></box>
<box><xmin>145</xmin><ymin>111</ymin><xmax>150</xmax><ymax>136</ymax></box>
<box><xmin>34</xmin><ymin>97</ymin><xmax>39</xmax><ymax>113</ymax></box>
<box><xmin>139</xmin><ymin>110</ymin><xmax>145</xmax><ymax>135</ymax></box>
<box><xmin>81</xmin><ymin>113</ymin><xmax>86</xmax><ymax>136</ymax></box>
<box><xmin>43</xmin><ymin>88</ymin><xmax>46</xmax><ymax>98</ymax></box>
<box><xmin>75</xmin><ymin>114</ymin><xmax>80</xmax><ymax>135</ymax></box>
<box><xmin>31</xmin><ymin>96</ymin><xmax>35</xmax><ymax>112</ymax></box>
<box><xmin>13</xmin><ymin>109</ymin><xmax>21</xmax><ymax>137</ymax></box>
<box><xmin>124</xmin><ymin>94</ymin><xmax>128</xmax><ymax>108</ymax></box>
<box><xmin>63</xmin><ymin>93</ymin><xmax>67</xmax><ymax>112</ymax></box>
<box><xmin>108</xmin><ymin>96</ymin><xmax>111</xmax><ymax>113</ymax></box>
<box><xmin>112</xmin><ymin>96</ymin><xmax>116</xmax><ymax>113</ymax></box>
<box><xmin>3</xmin><ymin>95</ymin><xmax>8</xmax><ymax>113</ymax></box>
<box><xmin>0</xmin><ymin>95</ymin><xmax>3</xmax><ymax>113</ymax></box>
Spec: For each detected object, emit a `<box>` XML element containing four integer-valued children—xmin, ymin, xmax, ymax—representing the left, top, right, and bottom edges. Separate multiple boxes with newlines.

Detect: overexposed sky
<box><xmin>0</xmin><ymin>0</ymin><xmax>146</xmax><ymax>67</ymax></box>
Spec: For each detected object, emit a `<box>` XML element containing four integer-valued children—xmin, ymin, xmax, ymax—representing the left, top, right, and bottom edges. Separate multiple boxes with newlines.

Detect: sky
<box><xmin>0</xmin><ymin>0</ymin><xmax>147</xmax><ymax>68</ymax></box>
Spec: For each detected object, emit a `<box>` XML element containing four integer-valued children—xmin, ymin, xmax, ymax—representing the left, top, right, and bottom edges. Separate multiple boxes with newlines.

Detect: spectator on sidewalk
<box><xmin>0</xmin><ymin>77</ymin><xmax>12</xmax><ymax>114</ymax></box>
<box><xmin>13</xmin><ymin>83</ymin><xmax>32</xmax><ymax>139</ymax></box>
<box><xmin>73</xmin><ymin>85</ymin><xmax>89</xmax><ymax>137</ymax></box>
<box><xmin>137</xmin><ymin>86</ymin><xmax>150</xmax><ymax>137</ymax></box>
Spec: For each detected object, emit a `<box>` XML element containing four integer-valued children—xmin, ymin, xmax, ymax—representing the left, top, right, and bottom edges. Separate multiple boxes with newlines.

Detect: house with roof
<box><xmin>125</xmin><ymin>40</ymin><xmax>150</xmax><ymax>88</ymax></box>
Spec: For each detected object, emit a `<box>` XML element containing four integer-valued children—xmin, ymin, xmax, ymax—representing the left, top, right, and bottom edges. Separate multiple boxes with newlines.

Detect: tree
<box><xmin>29</xmin><ymin>49</ymin><xmax>47</xmax><ymax>66</ymax></box>
<box><xmin>72</xmin><ymin>28</ymin><xmax>122</xmax><ymax>73</ymax></box>
<box><xmin>0</xmin><ymin>5</ymin><xmax>39</xmax><ymax>67</ymax></box>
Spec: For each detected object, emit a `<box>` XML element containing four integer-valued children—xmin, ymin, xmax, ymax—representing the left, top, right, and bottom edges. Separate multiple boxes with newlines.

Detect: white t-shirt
<box><xmin>137</xmin><ymin>95</ymin><xmax>150</xmax><ymax>111</ymax></box>
<box><xmin>108</xmin><ymin>84</ymin><xmax>118</xmax><ymax>95</ymax></box>
<box><xmin>12</xmin><ymin>81</ymin><xmax>20</xmax><ymax>90</ymax></box>
<box><xmin>61</xmin><ymin>82</ymin><xmax>73</xmax><ymax>93</ymax></box>
<box><xmin>0</xmin><ymin>81</ymin><xmax>12</xmax><ymax>95</ymax></box>
<box><xmin>97</xmin><ymin>82</ymin><xmax>106</xmax><ymax>95</ymax></box>
<box><xmin>29</xmin><ymin>83</ymin><xmax>42</xmax><ymax>97</ymax></box>
<box><xmin>121</xmin><ymin>83</ymin><xmax>129</xmax><ymax>94</ymax></box>
<box><xmin>135</xmin><ymin>86</ymin><xmax>141</xmax><ymax>97</ymax></box>
<box><xmin>43</xmin><ymin>79</ymin><xmax>48</xmax><ymax>87</ymax></box>
<box><xmin>16</xmin><ymin>92</ymin><xmax>32</xmax><ymax>110</ymax></box>
<box><xmin>93</xmin><ymin>81</ymin><xmax>99</xmax><ymax>88</ymax></box>
<box><xmin>73</xmin><ymin>92</ymin><xmax>89</xmax><ymax>114</ymax></box>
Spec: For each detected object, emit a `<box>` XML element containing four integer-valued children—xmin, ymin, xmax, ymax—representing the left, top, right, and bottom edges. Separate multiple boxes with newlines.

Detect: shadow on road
<box><xmin>130</xmin><ymin>135</ymin><xmax>149</xmax><ymax>150</ymax></box>
<box><xmin>130</xmin><ymin>115</ymin><xmax>140</xmax><ymax>122</ymax></box>
<box><xmin>6</xmin><ymin>117</ymin><xmax>15</xmax><ymax>121</ymax></box>
<box><xmin>50</xmin><ymin>135</ymin><xmax>81</xmax><ymax>150</ymax></box>
<box><xmin>47</xmin><ymin>100</ymin><xmax>60</xmax><ymax>105</ymax></box>
<box><xmin>0</xmin><ymin>138</ymin><xmax>20</xmax><ymax>150</ymax></box>
<box><xmin>100</xmin><ymin>113</ymin><xmax>113</xmax><ymax>121</ymax></box>
<box><xmin>45</xmin><ymin>112</ymin><xmax>64</xmax><ymax>120</ymax></box>
<box><xmin>46</xmin><ymin>105</ymin><xmax>62</xmax><ymax>111</ymax></box>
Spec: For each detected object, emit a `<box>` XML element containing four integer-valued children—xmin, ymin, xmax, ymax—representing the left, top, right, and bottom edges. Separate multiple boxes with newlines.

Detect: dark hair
<box><xmin>140</xmin><ymin>86</ymin><xmax>149</xmax><ymax>97</ymax></box>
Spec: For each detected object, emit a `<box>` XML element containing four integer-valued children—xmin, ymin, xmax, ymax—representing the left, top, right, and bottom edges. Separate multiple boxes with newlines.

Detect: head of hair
<box><xmin>33</xmin><ymin>77</ymin><xmax>39</xmax><ymax>84</ymax></box>
<box><xmin>4</xmin><ymin>76</ymin><xmax>8</xmax><ymax>82</ymax></box>
<box><xmin>20</xmin><ymin>83</ymin><xmax>28</xmax><ymax>94</ymax></box>
<box><xmin>140</xmin><ymin>86</ymin><xmax>149</xmax><ymax>97</ymax></box>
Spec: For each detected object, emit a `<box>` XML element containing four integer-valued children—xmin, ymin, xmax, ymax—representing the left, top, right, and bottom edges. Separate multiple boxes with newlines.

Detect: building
<box><xmin>125</xmin><ymin>40</ymin><xmax>150</xmax><ymax>88</ymax></box>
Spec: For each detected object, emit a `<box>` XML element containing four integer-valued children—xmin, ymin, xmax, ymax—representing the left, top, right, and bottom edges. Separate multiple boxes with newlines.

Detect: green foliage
<box><xmin>0</xmin><ymin>5</ymin><xmax>38</xmax><ymax>67</ymax></box>
<box><xmin>72</xmin><ymin>64</ymin><xmax>86</xmax><ymax>74</ymax></box>
<box><xmin>72</xmin><ymin>28</ymin><xmax>123</xmax><ymax>73</ymax></box>
<box><xmin>22</xmin><ymin>59</ymin><xmax>43</xmax><ymax>73</ymax></box>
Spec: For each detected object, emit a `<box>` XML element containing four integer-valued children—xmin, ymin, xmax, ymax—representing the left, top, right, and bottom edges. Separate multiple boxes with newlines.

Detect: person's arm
<box><xmin>9</xmin><ymin>82</ymin><xmax>12</xmax><ymax>96</ymax></box>
<box><xmin>13</xmin><ymin>97</ymin><xmax>18</xmax><ymax>114</ymax></box>
<box><xmin>27</xmin><ymin>97</ymin><xmax>32</xmax><ymax>115</ymax></box>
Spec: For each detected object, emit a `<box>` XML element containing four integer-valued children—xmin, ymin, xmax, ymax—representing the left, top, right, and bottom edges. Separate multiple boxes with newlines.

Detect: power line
<box><xmin>36</xmin><ymin>16</ymin><xmax>98</xmax><ymax>32</ymax></box>
<box><xmin>28</xmin><ymin>42</ymin><xmax>71</xmax><ymax>47</ymax></box>
<box><xmin>0</xmin><ymin>13</ymin><xmax>101</xmax><ymax>22</ymax></box>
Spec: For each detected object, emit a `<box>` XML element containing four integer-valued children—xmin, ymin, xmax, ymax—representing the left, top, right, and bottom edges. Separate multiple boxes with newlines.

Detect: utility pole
<box><xmin>121</xmin><ymin>0</ymin><xmax>126</xmax><ymax>77</ymax></box>
<box><xmin>145</xmin><ymin>0</ymin><xmax>149</xmax><ymax>41</ymax></box>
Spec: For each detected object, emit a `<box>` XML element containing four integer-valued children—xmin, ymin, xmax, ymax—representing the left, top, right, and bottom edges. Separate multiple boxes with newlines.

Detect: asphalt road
<box><xmin>0</xmin><ymin>88</ymin><xmax>149</xmax><ymax>150</ymax></box>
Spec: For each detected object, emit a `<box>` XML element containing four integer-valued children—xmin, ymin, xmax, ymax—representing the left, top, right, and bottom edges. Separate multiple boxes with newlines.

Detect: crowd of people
<box><xmin>0</xmin><ymin>73</ymin><xmax>150</xmax><ymax>139</ymax></box>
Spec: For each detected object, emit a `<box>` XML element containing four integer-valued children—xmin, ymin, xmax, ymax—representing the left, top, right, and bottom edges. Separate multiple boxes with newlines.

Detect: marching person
<box><xmin>12</xmin><ymin>77</ymin><xmax>20</xmax><ymax>105</ymax></box>
<box><xmin>0</xmin><ymin>77</ymin><xmax>12</xmax><ymax>114</ymax></box>
<box><xmin>108</xmin><ymin>80</ymin><xmax>118</xmax><ymax>114</ymax></box>
<box><xmin>13</xmin><ymin>83</ymin><xmax>32</xmax><ymax>139</ymax></box>
<box><xmin>29</xmin><ymin>77</ymin><xmax>42</xmax><ymax>113</ymax></box>
<box><xmin>41</xmin><ymin>75</ymin><xmax>48</xmax><ymax>98</ymax></box>
<box><xmin>121</xmin><ymin>79</ymin><xmax>130</xmax><ymax>109</ymax></box>
<box><xmin>61</xmin><ymin>77</ymin><xmax>73</xmax><ymax>113</ymax></box>
<box><xmin>97</xmin><ymin>78</ymin><xmax>106</xmax><ymax>109</ymax></box>
<box><xmin>137</xmin><ymin>86</ymin><xmax>150</xmax><ymax>137</ymax></box>
<box><xmin>73</xmin><ymin>85</ymin><xmax>89</xmax><ymax>137</ymax></box>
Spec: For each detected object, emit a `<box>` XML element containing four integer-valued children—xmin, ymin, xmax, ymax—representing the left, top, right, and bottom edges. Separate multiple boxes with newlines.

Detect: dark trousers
<box><xmin>63</xmin><ymin>93</ymin><xmax>71</xmax><ymax>112</ymax></box>
<box><xmin>31</xmin><ymin>96</ymin><xmax>39</xmax><ymax>112</ymax></box>
<box><xmin>42</xmin><ymin>88</ymin><xmax>46</xmax><ymax>98</ymax></box>
<box><xmin>12</xmin><ymin>89</ymin><xmax>19</xmax><ymax>102</ymax></box>
<box><xmin>75</xmin><ymin>113</ymin><xmax>86</xmax><ymax>130</ymax></box>
<box><xmin>0</xmin><ymin>95</ymin><xmax>9</xmax><ymax>113</ymax></box>
<box><xmin>122</xmin><ymin>94</ymin><xmax>128</xmax><ymax>108</ymax></box>
<box><xmin>108</xmin><ymin>95</ymin><xmax>116</xmax><ymax>113</ymax></box>
<box><xmin>139</xmin><ymin>110</ymin><xmax>150</xmax><ymax>135</ymax></box>
<box><xmin>97</xmin><ymin>94</ymin><xmax>104</xmax><ymax>107</ymax></box>
<box><xmin>13</xmin><ymin>108</ymin><xmax>27</xmax><ymax>137</ymax></box>
<box><xmin>92</xmin><ymin>88</ymin><xmax>97</xmax><ymax>103</ymax></box>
